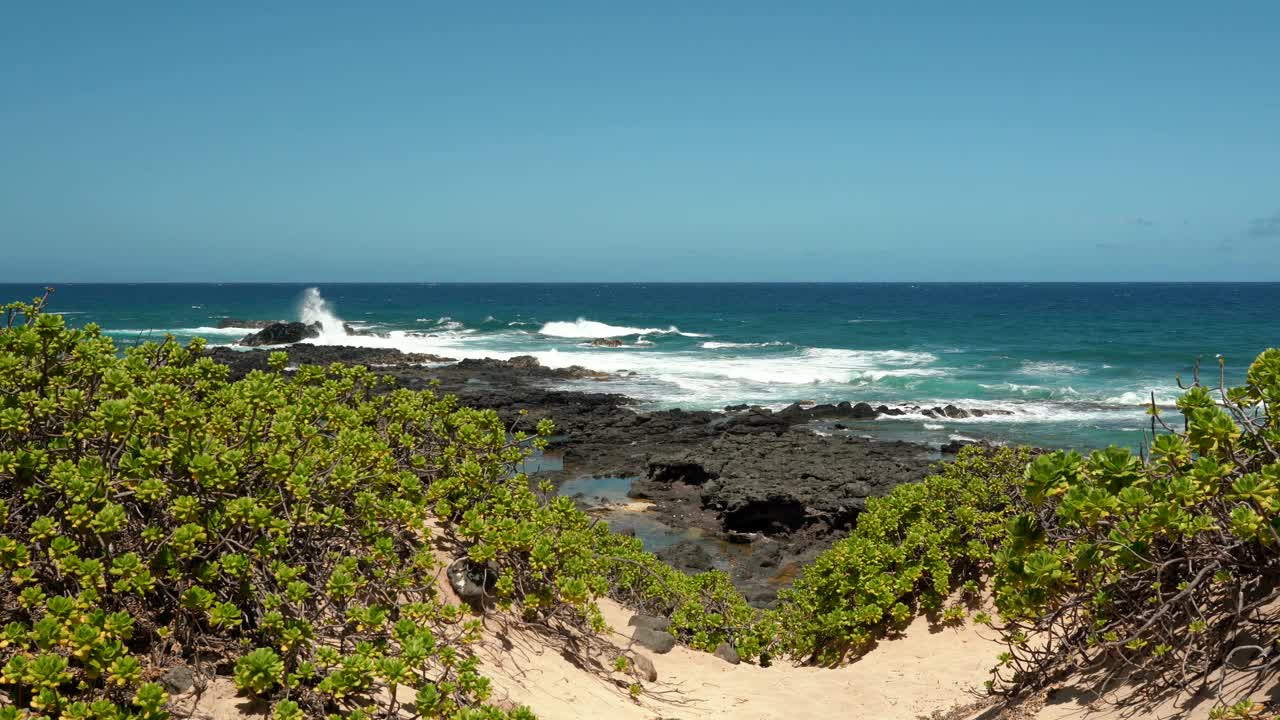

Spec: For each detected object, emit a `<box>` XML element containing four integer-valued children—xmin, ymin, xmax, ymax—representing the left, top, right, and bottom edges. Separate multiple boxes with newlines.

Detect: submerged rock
<box><xmin>656</xmin><ymin>540</ymin><xmax>715</xmax><ymax>573</ymax></box>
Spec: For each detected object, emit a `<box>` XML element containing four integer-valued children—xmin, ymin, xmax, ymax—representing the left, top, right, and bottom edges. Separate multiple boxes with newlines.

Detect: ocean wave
<box><xmin>980</xmin><ymin>382</ymin><xmax>1050</xmax><ymax>395</ymax></box>
<box><xmin>923</xmin><ymin>423</ymin><xmax>945</xmax><ymax>430</ymax></box>
<box><xmin>1102</xmin><ymin>390</ymin><xmax>1180</xmax><ymax>406</ymax></box>
<box><xmin>855</xmin><ymin>368</ymin><xmax>947</xmax><ymax>381</ymax></box>
<box><xmin>538</xmin><ymin>318</ymin><xmax>707</xmax><ymax>339</ymax></box>
<box><xmin>700</xmin><ymin>341</ymin><xmax>789</xmax><ymax>349</ymax></box>
<box><xmin>1019</xmin><ymin>360</ymin><xmax>1088</xmax><ymax>376</ymax></box>
<box><xmin>875</xmin><ymin>398</ymin><xmax>1170</xmax><ymax>426</ymax></box>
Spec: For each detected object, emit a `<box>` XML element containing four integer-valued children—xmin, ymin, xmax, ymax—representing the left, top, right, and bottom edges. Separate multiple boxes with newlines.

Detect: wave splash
<box><xmin>299</xmin><ymin>287</ymin><xmax>347</xmax><ymax>339</ymax></box>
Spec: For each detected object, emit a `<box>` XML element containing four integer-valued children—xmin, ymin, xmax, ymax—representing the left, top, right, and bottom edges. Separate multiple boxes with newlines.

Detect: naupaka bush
<box><xmin>0</xmin><ymin>290</ymin><xmax>764</xmax><ymax>719</ymax></box>
<box><xmin>989</xmin><ymin>350</ymin><xmax>1280</xmax><ymax>700</ymax></box>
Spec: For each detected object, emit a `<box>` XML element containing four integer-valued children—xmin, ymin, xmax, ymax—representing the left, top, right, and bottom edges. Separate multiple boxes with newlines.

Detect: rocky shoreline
<box><xmin>207</xmin><ymin>343</ymin><xmax>983</xmax><ymax>606</ymax></box>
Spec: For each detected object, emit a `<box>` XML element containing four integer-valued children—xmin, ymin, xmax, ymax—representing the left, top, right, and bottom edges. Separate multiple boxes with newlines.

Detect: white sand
<box><xmin>477</xmin><ymin>597</ymin><xmax>1000</xmax><ymax>720</ymax></box>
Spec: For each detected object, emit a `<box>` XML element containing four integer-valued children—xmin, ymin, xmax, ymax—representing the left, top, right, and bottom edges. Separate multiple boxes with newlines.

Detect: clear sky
<box><xmin>2</xmin><ymin>2</ymin><xmax>1278</xmax><ymax>282</ymax></box>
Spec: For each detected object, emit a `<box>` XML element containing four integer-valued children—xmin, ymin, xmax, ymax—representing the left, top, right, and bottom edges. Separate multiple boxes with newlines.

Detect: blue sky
<box><xmin>2</xmin><ymin>2</ymin><xmax>1278</xmax><ymax>281</ymax></box>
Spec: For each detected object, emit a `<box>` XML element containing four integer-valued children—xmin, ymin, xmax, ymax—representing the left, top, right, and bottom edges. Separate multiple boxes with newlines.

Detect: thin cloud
<box><xmin>1216</xmin><ymin>209</ymin><xmax>1280</xmax><ymax>250</ymax></box>
<box><xmin>1246</xmin><ymin>211</ymin><xmax>1280</xmax><ymax>238</ymax></box>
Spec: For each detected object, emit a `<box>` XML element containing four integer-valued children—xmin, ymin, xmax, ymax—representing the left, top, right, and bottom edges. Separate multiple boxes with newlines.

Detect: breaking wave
<box><xmin>538</xmin><ymin>318</ymin><xmax>708</xmax><ymax>339</ymax></box>
<box><xmin>700</xmin><ymin>341</ymin><xmax>790</xmax><ymax>349</ymax></box>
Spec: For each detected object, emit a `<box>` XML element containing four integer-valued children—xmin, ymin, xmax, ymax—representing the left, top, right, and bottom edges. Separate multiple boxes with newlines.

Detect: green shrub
<box><xmin>0</xmin><ymin>291</ymin><xmax>762</xmax><ymax>717</ymax></box>
<box><xmin>0</xmin><ymin>293</ymin><xmax>535</xmax><ymax>718</ymax></box>
<box><xmin>768</xmin><ymin>445</ymin><xmax>1034</xmax><ymax>664</ymax></box>
<box><xmin>989</xmin><ymin>350</ymin><xmax>1280</xmax><ymax>698</ymax></box>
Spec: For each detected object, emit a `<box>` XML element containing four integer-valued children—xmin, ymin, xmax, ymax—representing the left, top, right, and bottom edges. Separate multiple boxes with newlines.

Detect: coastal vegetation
<box><xmin>4</xmin><ymin>288</ymin><xmax>1280</xmax><ymax>718</ymax></box>
<box><xmin>0</xmin><ymin>292</ymin><xmax>755</xmax><ymax>719</ymax></box>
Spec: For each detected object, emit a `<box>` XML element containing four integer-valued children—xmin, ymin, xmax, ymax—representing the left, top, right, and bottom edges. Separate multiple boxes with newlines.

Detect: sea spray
<box><xmin>299</xmin><ymin>287</ymin><xmax>347</xmax><ymax>339</ymax></box>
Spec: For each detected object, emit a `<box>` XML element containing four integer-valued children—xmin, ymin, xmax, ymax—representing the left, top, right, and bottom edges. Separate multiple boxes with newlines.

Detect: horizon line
<box><xmin>2</xmin><ymin>280</ymin><xmax>1280</xmax><ymax>286</ymax></box>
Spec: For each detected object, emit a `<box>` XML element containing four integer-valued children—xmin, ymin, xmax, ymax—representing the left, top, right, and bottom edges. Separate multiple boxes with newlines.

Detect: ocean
<box><xmin>6</xmin><ymin>282</ymin><xmax>1278</xmax><ymax>450</ymax></box>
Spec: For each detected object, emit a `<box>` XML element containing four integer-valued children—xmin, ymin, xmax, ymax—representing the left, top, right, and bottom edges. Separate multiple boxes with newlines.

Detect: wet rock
<box><xmin>239</xmin><ymin>321</ymin><xmax>322</xmax><ymax>346</ymax></box>
<box><xmin>590</xmin><ymin>338</ymin><xmax>624</xmax><ymax>347</ymax></box>
<box><xmin>713</xmin><ymin>642</ymin><xmax>741</xmax><ymax>665</ymax></box>
<box><xmin>216</xmin><ymin>318</ymin><xmax>276</xmax><ymax>329</ymax></box>
<box><xmin>561</xmin><ymin>365</ymin><xmax>612</xmax><ymax>380</ymax></box>
<box><xmin>207</xmin><ymin>345</ymin><xmax>453</xmax><ymax>378</ymax></box>
<box><xmin>850</xmin><ymin>402</ymin><xmax>877</xmax><ymax>419</ymax></box>
<box><xmin>632</xmin><ymin>626</ymin><xmax>677</xmax><ymax>654</ymax></box>
<box><xmin>941</xmin><ymin>439</ymin><xmax>977</xmax><ymax>454</ymax></box>
<box><xmin>656</xmin><ymin>540</ymin><xmax>714</xmax><ymax>573</ymax></box>
<box><xmin>943</xmin><ymin>404</ymin><xmax>969</xmax><ymax>419</ymax></box>
<box><xmin>721</xmin><ymin>409</ymin><xmax>790</xmax><ymax>435</ymax></box>
<box><xmin>648</xmin><ymin>458</ymin><xmax>716</xmax><ymax>485</ymax></box>
<box><xmin>342</xmin><ymin>322</ymin><xmax>388</xmax><ymax>338</ymax></box>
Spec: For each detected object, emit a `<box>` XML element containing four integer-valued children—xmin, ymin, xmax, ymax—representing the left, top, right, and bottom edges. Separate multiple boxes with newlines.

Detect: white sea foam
<box><xmin>873</xmin><ymin>398</ymin><xmax>1171</xmax><ymax>426</ymax></box>
<box><xmin>923</xmin><ymin>423</ymin><xmax>945</xmax><ymax>430</ymax></box>
<box><xmin>980</xmin><ymin>382</ymin><xmax>1049</xmax><ymax>395</ymax></box>
<box><xmin>700</xmin><ymin>341</ymin><xmax>789</xmax><ymax>349</ymax></box>
<box><xmin>538</xmin><ymin>318</ymin><xmax>707</xmax><ymax>339</ymax></box>
<box><xmin>1019</xmin><ymin>360</ymin><xmax>1088</xmax><ymax>376</ymax></box>
<box><xmin>106</xmin><ymin>326</ymin><xmax>258</xmax><ymax>337</ymax></box>
<box><xmin>1102</xmin><ymin>390</ymin><xmax>1180</xmax><ymax>406</ymax></box>
<box><xmin>252</xmin><ymin>290</ymin><xmax>1174</xmax><ymax>425</ymax></box>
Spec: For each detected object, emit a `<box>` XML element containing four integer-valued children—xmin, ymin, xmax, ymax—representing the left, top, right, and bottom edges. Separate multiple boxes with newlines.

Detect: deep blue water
<box><xmin>5</xmin><ymin>282</ymin><xmax>1278</xmax><ymax>450</ymax></box>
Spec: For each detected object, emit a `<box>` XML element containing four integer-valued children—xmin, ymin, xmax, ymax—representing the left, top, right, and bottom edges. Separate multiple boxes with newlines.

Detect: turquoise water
<box><xmin>557</xmin><ymin>476</ymin><xmax>725</xmax><ymax>560</ymax></box>
<box><xmin>6</xmin><ymin>282</ymin><xmax>1278</xmax><ymax>449</ymax></box>
<box><xmin>558</xmin><ymin>476</ymin><xmax>634</xmax><ymax>506</ymax></box>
